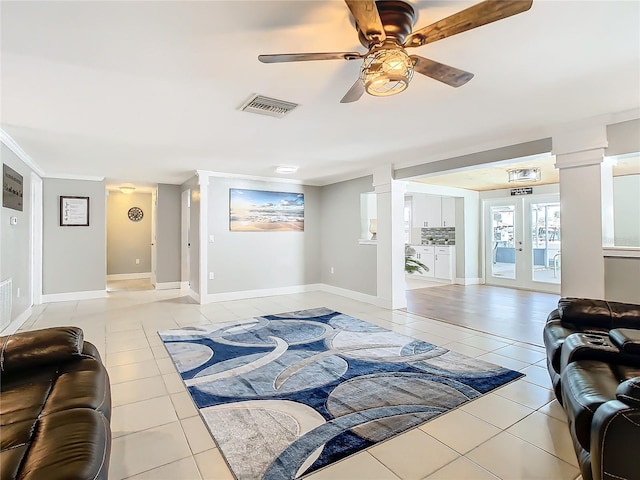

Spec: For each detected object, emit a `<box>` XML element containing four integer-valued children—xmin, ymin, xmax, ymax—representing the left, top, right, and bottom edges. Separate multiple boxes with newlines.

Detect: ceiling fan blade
<box><xmin>258</xmin><ymin>52</ymin><xmax>362</xmax><ymax>63</ymax></box>
<box><xmin>411</xmin><ymin>56</ymin><xmax>474</xmax><ymax>87</ymax></box>
<box><xmin>344</xmin><ymin>0</ymin><xmax>386</xmax><ymax>43</ymax></box>
<box><xmin>340</xmin><ymin>80</ymin><xmax>365</xmax><ymax>103</ymax></box>
<box><xmin>404</xmin><ymin>0</ymin><xmax>533</xmax><ymax>48</ymax></box>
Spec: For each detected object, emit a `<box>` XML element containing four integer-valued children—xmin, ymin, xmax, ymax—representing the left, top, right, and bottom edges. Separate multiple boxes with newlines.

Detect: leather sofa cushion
<box><xmin>41</xmin><ymin>356</ymin><xmax>111</xmax><ymax>420</ymax></box>
<box><xmin>561</xmin><ymin>361</ymin><xmax>640</xmax><ymax>451</ymax></box>
<box><xmin>0</xmin><ymin>327</ymin><xmax>83</xmax><ymax>373</ymax></box>
<box><xmin>0</xmin><ymin>369</ymin><xmax>55</xmax><ymax>427</ymax></box>
<box><xmin>543</xmin><ymin>317</ymin><xmax>608</xmax><ymax>373</ymax></box>
<box><xmin>15</xmin><ymin>408</ymin><xmax>110</xmax><ymax>480</ymax></box>
<box><xmin>609</xmin><ymin>328</ymin><xmax>640</xmax><ymax>355</ymax></box>
<box><xmin>558</xmin><ymin>298</ymin><xmax>640</xmax><ymax>330</ymax></box>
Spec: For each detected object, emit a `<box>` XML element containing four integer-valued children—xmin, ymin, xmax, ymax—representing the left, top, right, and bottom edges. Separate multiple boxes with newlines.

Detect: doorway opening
<box><xmin>485</xmin><ymin>195</ymin><xmax>561</xmax><ymax>293</ymax></box>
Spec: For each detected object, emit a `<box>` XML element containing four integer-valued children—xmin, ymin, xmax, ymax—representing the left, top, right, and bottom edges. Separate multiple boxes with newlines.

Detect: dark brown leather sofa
<box><xmin>0</xmin><ymin>327</ymin><xmax>112</xmax><ymax>480</ymax></box>
<box><xmin>543</xmin><ymin>298</ymin><xmax>640</xmax><ymax>480</ymax></box>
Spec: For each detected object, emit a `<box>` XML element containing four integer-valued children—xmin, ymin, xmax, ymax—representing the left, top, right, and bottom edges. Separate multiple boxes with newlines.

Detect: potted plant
<box><xmin>405</xmin><ymin>245</ymin><xmax>429</xmax><ymax>274</ymax></box>
<box><xmin>428</xmin><ymin>236</ymin><xmax>434</xmax><ymax>245</ymax></box>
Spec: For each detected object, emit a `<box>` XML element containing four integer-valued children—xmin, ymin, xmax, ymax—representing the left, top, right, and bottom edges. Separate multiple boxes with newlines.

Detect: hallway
<box><xmin>405</xmin><ymin>284</ymin><xmax>560</xmax><ymax>346</ymax></box>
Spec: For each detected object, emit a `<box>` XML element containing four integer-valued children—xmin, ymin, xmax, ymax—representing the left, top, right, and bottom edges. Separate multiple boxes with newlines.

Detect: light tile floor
<box><xmin>20</xmin><ymin>288</ymin><xmax>581</xmax><ymax>480</ymax></box>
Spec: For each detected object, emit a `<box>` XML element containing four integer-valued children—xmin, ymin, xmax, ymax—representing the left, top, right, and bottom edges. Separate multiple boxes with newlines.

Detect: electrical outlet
<box><xmin>330</xmin><ymin>267</ymin><xmax>334</xmax><ymax>274</ymax></box>
<box><xmin>135</xmin><ymin>258</ymin><xmax>140</xmax><ymax>264</ymax></box>
<box><xmin>16</xmin><ymin>287</ymin><xmax>20</xmax><ymax>298</ymax></box>
<box><xmin>209</xmin><ymin>272</ymin><xmax>215</xmax><ymax>280</ymax></box>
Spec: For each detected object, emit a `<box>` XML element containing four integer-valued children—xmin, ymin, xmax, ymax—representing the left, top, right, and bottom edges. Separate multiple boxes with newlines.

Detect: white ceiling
<box><xmin>1</xmin><ymin>1</ymin><xmax>639</xmax><ymax>188</ymax></box>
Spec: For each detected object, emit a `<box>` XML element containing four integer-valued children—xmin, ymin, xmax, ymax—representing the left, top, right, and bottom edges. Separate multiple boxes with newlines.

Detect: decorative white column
<box><xmin>374</xmin><ymin>165</ymin><xmax>407</xmax><ymax>309</ymax></box>
<box><xmin>553</xmin><ymin>124</ymin><xmax>612</xmax><ymax>299</ymax></box>
<box><xmin>196</xmin><ymin>171</ymin><xmax>209</xmax><ymax>304</ymax></box>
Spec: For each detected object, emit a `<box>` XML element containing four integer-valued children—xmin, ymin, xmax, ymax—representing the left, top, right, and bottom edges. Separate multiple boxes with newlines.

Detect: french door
<box><xmin>484</xmin><ymin>195</ymin><xmax>561</xmax><ymax>293</ymax></box>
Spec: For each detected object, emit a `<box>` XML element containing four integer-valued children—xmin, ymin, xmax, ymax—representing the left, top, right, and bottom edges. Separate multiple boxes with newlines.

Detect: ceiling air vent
<box><xmin>240</xmin><ymin>94</ymin><xmax>298</xmax><ymax>118</ymax></box>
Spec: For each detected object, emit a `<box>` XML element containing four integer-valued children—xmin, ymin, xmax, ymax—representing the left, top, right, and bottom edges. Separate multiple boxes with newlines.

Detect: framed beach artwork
<box><xmin>229</xmin><ymin>188</ymin><xmax>304</xmax><ymax>232</ymax></box>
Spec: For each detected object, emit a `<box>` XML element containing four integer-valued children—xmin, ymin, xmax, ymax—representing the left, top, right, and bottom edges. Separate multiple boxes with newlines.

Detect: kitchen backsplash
<box><xmin>420</xmin><ymin>227</ymin><xmax>455</xmax><ymax>245</ymax></box>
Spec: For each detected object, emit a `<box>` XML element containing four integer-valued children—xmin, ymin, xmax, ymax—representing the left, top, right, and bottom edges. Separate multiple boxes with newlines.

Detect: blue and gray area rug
<box><xmin>159</xmin><ymin>308</ymin><xmax>523</xmax><ymax>480</ymax></box>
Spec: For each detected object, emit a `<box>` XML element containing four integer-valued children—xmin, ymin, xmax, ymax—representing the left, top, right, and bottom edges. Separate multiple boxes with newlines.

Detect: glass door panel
<box><xmin>530</xmin><ymin>202</ymin><xmax>561</xmax><ymax>284</ymax></box>
<box><xmin>490</xmin><ymin>205</ymin><xmax>516</xmax><ymax>279</ymax></box>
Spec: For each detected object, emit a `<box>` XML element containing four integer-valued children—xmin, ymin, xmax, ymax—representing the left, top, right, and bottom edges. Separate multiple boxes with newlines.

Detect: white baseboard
<box><xmin>455</xmin><ymin>277</ymin><xmax>482</xmax><ymax>285</ymax></box>
<box><xmin>318</xmin><ymin>284</ymin><xmax>382</xmax><ymax>307</ymax></box>
<box><xmin>180</xmin><ymin>282</ymin><xmax>190</xmax><ymax>290</ymax></box>
<box><xmin>0</xmin><ymin>307</ymin><xmax>33</xmax><ymax>336</ymax></box>
<box><xmin>42</xmin><ymin>290</ymin><xmax>107</xmax><ymax>303</ymax></box>
<box><xmin>155</xmin><ymin>281</ymin><xmax>182</xmax><ymax>290</ymax></box>
<box><xmin>189</xmin><ymin>289</ymin><xmax>200</xmax><ymax>303</ymax></box>
<box><xmin>205</xmin><ymin>284</ymin><xmax>322</xmax><ymax>304</ymax></box>
<box><xmin>107</xmin><ymin>273</ymin><xmax>151</xmax><ymax>280</ymax></box>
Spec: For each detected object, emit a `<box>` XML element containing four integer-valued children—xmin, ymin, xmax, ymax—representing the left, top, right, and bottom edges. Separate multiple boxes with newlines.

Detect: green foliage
<box><xmin>405</xmin><ymin>245</ymin><xmax>429</xmax><ymax>274</ymax></box>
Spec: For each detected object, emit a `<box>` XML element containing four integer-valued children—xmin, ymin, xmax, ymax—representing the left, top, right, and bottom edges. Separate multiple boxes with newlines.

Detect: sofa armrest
<box><xmin>0</xmin><ymin>327</ymin><xmax>84</xmax><ymax>374</ymax></box>
<box><xmin>591</xmin><ymin>400</ymin><xmax>640</xmax><ymax>480</ymax></box>
<box><xmin>616</xmin><ymin>377</ymin><xmax>640</xmax><ymax>407</ymax></box>
<box><xmin>610</xmin><ymin>329</ymin><xmax>640</xmax><ymax>355</ymax></box>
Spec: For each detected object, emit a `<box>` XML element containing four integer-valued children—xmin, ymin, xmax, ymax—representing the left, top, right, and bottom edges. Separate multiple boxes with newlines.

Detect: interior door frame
<box><xmin>181</xmin><ymin>189</ymin><xmax>190</xmax><ymax>289</ymax></box>
<box><xmin>483</xmin><ymin>194</ymin><xmax>561</xmax><ymax>294</ymax></box>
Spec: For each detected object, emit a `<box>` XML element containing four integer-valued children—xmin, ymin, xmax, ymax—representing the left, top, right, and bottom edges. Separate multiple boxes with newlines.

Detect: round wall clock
<box><xmin>128</xmin><ymin>206</ymin><xmax>144</xmax><ymax>222</ymax></box>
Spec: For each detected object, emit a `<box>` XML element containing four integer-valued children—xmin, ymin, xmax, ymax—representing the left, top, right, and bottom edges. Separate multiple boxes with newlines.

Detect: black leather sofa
<box><xmin>0</xmin><ymin>327</ymin><xmax>112</xmax><ymax>480</ymax></box>
<box><xmin>543</xmin><ymin>298</ymin><xmax>640</xmax><ymax>480</ymax></box>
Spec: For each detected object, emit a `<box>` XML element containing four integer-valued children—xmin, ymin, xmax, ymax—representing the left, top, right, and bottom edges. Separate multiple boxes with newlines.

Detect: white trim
<box><xmin>198</xmin><ymin>174</ymin><xmax>209</xmax><ymax>302</ymax></box>
<box><xmin>30</xmin><ymin>173</ymin><xmax>43</xmax><ymax>305</ymax></box>
<box><xmin>603</xmin><ymin>247</ymin><xmax>640</xmax><ymax>258</ymax></box>
<box><xmin>205</xmin><ymin>284</ymin><xmax>322</xmax><ymax>304</ymax></box>
<box><xmin>0</xmin><ymin>129</ymin><xmax>46</xmax><ymax>177</ymax></box>
<box><xmin>155</xmin><ymin>281</ymin><xmax>182</xmax><ymax>290</ymax></box>
<box><xmin>318</xmin><ymin>284</ymin><xmax>383</xmax><ymax>307</ymax></box>
<box><xmin>189</xmin><ymin>289</ymin><xmax>200</xmax><ymax>303</ymax></box>
<box><xmin>42</xmin><ymin>290</ymin><xmax>107</xmax><ymax>303</ymax></box>
<box><xmin>196</xmin><ymin>169</ymin><xmax>306</xmax><ymax>185</ymax></box>
<box><xmin>181</xmin><ymin>281</ymin><xmax>190</xmax><ymax>290</ymax></box>
<box><xmin>0</xmin><ymin>307</ymin><xmax>33</xmax><ymax>336</ymax></box>
<box><xmin>455</xmin><ymin>277</ymin><xmax>483</xmax><ymax>285</ymax></box>
<box><xmin>358</xmin><ymin>240</ymin><xmax>377</xmax><ymax>245</ymax></box>
<box><xmin>107</xmin><ymin>273</ymin><xmax>151</xmax><ymax>280</ymax></box>
<box><xmin>44</xmin><ymin>174</ymin><xmax>105</xmax><ymax>181</ymax></box>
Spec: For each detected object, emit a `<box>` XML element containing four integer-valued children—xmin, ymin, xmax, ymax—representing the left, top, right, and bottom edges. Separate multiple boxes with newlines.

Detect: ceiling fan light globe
<box><xmin>360</xmin><ymin>47</ymin><xmax>414</xmax><ymax>97</ymax></box>
<box><xmin>365</xmin><ymin>75</ymin><xmax>409</xmax><ymax>96</ymax></box>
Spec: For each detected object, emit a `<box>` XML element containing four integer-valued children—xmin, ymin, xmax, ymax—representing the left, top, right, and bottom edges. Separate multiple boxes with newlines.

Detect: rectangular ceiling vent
<box><xmin>240</xmin><ymin>94</ymin><xmax>298</xmax><ymax>118</ymax></box>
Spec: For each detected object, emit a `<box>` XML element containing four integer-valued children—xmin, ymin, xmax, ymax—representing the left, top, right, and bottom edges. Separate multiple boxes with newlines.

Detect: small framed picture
<box><xmin>60</xmin><ymin>196</ymin><xmax>90</xmax><ymax>226</ymax></box>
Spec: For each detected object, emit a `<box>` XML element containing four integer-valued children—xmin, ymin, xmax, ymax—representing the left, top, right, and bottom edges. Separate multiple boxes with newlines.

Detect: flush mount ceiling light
<box><xmin>119</xmin><ymin>186</ymin><xmax>136</xmax><ymax>194</ymax></box>
<box><xmin>275</xmin><ymin>165</ymin><xmax>299</xmax><ymax>174</ymax></box>
<box><xmin>507</xmin><ymin>168</ymin><xmax>541</xmax><ymax>183</ymax></box>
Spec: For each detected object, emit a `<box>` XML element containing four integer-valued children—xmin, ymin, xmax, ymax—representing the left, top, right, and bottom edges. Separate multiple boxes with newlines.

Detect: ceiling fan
<box><xmin>258</xmin><ymin>0</ymin><xmax>533</xmax><ymax>103</ymax></box>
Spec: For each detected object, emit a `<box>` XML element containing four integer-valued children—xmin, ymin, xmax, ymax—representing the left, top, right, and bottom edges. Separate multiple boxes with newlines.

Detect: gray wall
<box><xmin>107</xmin><ymin>191</ymin><xmax>152</xmax><ymax>275</ymax></box>
<box><xmin>605</xmin><ymin>257</ymin><xmax>640</xmax><ymax>303</ymax></box>
<box><xmin>43</xmin><ymin>178</ymin><xmax>106</xmax><ymax>294</ymax></box>
<box><xmin>613</xmin><ymin>175</ymin><xmax>640</xmax><ymax>247</ymax></box>
<box><xmin>207</xmin><ymin>178</ymin><xmax>321</xmax><ymax>294</ymax></box>
<box><xmin>320</xmin><ymin>176</ymin><xmax>377</xmax><ymax>296</ymax></box>
<box><xmin>1</xmin><ymin>145</ymin><xmax>33</xmax><ymax>321</ymax></box>
<box><xmin>156</xmin><ymin>184</ymin><xmax>181</xmax><ymax>283</ymax></box>
<box><xmin>606</xmin><ymin>119</ymin><xmax>640</xmax><ymax>156</ymax></box>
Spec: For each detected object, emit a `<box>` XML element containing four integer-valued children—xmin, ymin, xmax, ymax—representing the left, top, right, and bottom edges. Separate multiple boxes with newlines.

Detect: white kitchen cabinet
<box><xmin>441</xmin><ymin>196</ymin><xmax>456</xmax><ymax>228</ymax></box>
<box><xmin>412</xmin><ymin>245</ymin><xmax>435</xmax><ymax>278</ymax></box>
<box><xmin>411</xmin><ymin>195</ymin><xmax>455</xmax><ymax>228</ymax></box>
<box><xmin>434</xmin><ymin>246</ymin><xmax>455</xmax><ymax>281</ymax></box>
<box><xmin>424</xmin><ymin>196</ymin><xmax>442</xmax><ymax>228</ymax></box>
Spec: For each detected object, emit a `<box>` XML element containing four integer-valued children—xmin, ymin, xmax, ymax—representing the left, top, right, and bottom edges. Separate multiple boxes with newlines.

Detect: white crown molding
<box><xmin>0</xmin><ymin>129</ymin><xmax>46</xmax><ymax>177</ymax></box>
<box><xmin>196</xmin><ymin>169</ymin><xmax>306</xmax><ymax>185</ymax></box>
<box><xmin>45</xmin><ymin>174</ymin><xmax>105</xmax><ymax>182</ymax></box>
